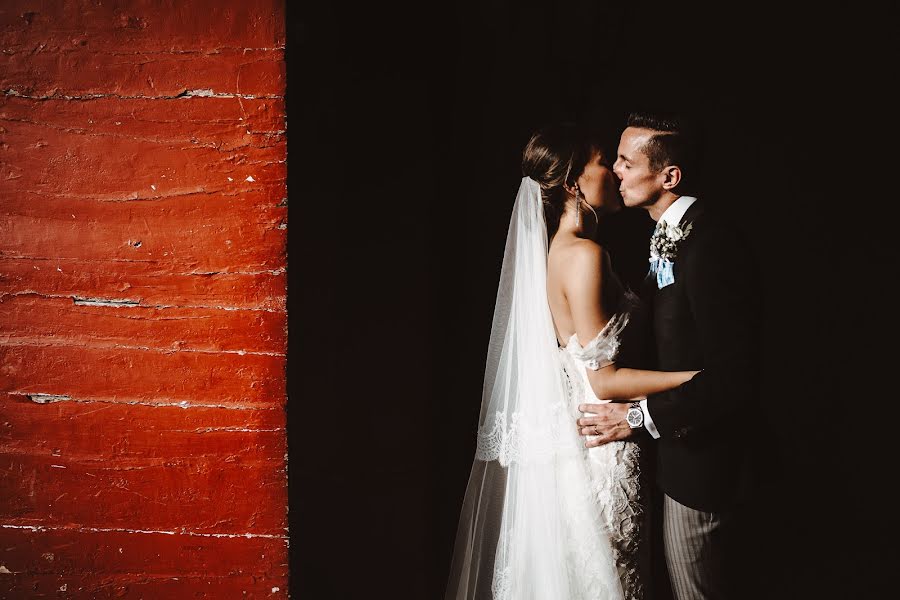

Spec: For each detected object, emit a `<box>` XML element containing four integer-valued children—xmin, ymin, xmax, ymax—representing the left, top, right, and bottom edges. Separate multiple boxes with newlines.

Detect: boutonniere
<box><xmin>649</xmin><ymin>220</ymin><xmax>693</xmax><ymax>288</ymax></box>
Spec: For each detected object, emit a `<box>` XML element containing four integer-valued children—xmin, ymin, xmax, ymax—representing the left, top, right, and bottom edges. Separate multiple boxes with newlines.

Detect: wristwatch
<box><xmin>626</xmin><ymin>401</ymin><xmax>644</xmax><ymax>429</ymax></box>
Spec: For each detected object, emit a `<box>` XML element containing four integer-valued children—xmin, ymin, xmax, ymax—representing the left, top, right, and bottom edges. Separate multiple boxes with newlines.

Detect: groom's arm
<box><xmin>644</xmin><ymin>221</ymin><xmax>760</xmax><ymax>437</ymax></box>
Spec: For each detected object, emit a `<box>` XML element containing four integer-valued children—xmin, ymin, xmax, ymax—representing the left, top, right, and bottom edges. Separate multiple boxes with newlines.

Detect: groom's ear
<box><xmin>660</xmin><ymin>165</ymin><xmax>682</xmax><ymax>191</ymax></box>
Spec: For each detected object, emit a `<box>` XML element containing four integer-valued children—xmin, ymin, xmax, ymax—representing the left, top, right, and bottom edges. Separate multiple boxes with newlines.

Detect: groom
<box><xmin>578</xmin><ymin>112</ymin><xmax>760</xmax><ymax>599</ymax></box>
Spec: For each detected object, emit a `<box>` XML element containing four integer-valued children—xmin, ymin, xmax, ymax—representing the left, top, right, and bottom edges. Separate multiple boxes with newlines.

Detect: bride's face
<box><xmin>577</xmin><ymin>148</ymin><xmax>622</xmax><ymax>214</ymax></box>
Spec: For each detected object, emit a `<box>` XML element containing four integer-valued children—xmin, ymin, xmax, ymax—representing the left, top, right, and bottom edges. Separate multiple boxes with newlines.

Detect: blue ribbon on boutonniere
<box><xmin>649</xmin><ymin>257</ymin><xmax>675</xmax><ymax>288</ymax></box>
<box><xmin>648</xmin><ymin>220</ymin><xmax>693</xmax><ymax>289</ymax></box>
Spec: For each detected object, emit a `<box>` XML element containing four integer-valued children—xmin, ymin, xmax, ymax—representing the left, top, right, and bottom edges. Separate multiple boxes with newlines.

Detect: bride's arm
<box><xmin>565</xmin><ymin>243</ymin><xmax>699</xmax><ymax>400</ymax></box>
<box><xmin>585</xmin><ymin>365</ymin><xmax>699</xmax><ymax>401</ymax></box>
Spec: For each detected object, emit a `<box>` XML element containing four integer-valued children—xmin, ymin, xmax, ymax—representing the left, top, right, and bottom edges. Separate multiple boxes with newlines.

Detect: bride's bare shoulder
<box><xmin>550</xmin><ymin>238</ymin><xmax>608</xmax><ymax>275</ymax></box>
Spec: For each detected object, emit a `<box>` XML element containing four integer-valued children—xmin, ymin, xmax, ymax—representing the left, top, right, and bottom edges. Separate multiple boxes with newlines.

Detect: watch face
<box><xmin>626</xmin><ymin>408</ymin><xmax>643</xmax><ymax>428</ymax></box>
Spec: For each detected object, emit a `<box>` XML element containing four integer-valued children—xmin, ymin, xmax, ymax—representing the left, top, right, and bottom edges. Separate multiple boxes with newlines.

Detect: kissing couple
<box><xmin>446</xmin><ymin>112</ymin><xmax>760</xmax><ymax>599</ymax></box>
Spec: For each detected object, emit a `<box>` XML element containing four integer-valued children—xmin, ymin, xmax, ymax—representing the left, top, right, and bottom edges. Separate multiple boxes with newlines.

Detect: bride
<box><xmin>445</xmin><ymin>124</ymin><xmax>699</xmax><ymax>599</ymax></box>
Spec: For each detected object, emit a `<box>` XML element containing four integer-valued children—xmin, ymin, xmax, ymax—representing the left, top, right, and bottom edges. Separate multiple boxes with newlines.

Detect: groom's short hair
<box><xmin>627</xmin><ymin>111</ymin><xmax>702</xmax><ymax>192</ymax></box>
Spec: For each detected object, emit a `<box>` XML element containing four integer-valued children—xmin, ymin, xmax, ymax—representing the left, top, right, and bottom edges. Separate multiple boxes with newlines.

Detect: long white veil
<box><xmin>445</xmin><ymin>177</ymin><xmax>623</xmax><ymax>599</ymax></box>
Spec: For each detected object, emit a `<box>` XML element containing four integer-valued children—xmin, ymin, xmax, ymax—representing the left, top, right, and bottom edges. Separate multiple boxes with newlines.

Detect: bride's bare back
<box><xmin>547</xmin><ymin>233</ymin><xmax>625</xmax><ymax>348</ymax></box>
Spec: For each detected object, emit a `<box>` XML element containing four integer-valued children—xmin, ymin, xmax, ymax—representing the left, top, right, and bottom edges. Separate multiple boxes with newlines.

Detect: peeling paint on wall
<box><xmin>0</xmin><ymin>1</ymin><xmax>288</xmax><ymax>597</ymax></box>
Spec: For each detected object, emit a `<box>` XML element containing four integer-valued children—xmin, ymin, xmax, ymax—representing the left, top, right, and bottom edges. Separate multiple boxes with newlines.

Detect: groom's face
<box><xmin>613</xmin><ymin>127</ymin><xmax>666</xmax><ymax>208</ymax></box>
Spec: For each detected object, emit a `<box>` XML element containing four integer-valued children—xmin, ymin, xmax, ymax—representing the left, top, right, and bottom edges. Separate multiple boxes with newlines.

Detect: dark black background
<box><xmin>287</xmin><ymin>2</ymin><xmax>889</xmax><ymax>598</ymax></box>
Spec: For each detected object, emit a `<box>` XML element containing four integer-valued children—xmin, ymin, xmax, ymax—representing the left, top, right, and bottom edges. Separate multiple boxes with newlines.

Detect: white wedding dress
<box><xmin>446</xmin><ymin>178</ymin><xmax>646</xmax><ymax>600</ymax></box>
<box><xmin>464</xmin><ymin>295</ymin><xmax>648</xmax><ymax>599</ymax></box>
<box><xmin>556</xmin><ymin>292</ymin><xmax>647</xmax><ymax>600</ymax></box>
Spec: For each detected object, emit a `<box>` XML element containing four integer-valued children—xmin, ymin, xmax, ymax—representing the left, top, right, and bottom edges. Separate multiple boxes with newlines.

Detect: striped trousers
<box><xmin>663</xmin><ymin>494</ymin><xmax>729</xmax><ymax>600</ymax></box>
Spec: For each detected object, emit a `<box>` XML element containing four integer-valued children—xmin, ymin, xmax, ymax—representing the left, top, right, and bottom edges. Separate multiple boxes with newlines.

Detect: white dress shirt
<box><xmin>639</xmin><ymin>196</ymin><xmax>697</xmax><ymax>439</ymax></box>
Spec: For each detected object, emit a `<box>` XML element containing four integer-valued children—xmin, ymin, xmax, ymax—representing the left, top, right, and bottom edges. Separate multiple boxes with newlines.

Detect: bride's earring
<box><xmin>575</xmin><ymin>187</ymin><xmax>583</xmax><ymax>228</ymax></box>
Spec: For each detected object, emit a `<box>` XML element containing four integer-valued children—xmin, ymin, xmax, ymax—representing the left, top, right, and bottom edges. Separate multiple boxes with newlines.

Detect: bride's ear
<box><xmin>563</xmin><ymin>182</ymin><xmax>579</xmax><ymax>197</ymax></box>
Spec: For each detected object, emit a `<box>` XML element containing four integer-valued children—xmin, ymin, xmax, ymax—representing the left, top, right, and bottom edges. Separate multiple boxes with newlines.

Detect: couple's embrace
<box><xmin>446</xmin><ymin>112</ymin><xmax>760</xmax><ymax>599</ymax></box>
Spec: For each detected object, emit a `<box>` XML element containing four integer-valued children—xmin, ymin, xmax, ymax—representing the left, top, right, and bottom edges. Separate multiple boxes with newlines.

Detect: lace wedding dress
<box><xmin>557</xmin><ymin>292</ymin><xmax>648</xmax><ymax>600</ymax></box>
<box><xmin>446</xmin><ymin>178</ymin><xmax>647</xmax><ymax>600</ymax></box>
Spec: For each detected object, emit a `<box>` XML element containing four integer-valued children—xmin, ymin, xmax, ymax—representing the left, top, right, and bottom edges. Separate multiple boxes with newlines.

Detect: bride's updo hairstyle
<box><xmin>521</xmin><ymin>123</ymin><xmax>601</xmax><ymax>239</ymax></box>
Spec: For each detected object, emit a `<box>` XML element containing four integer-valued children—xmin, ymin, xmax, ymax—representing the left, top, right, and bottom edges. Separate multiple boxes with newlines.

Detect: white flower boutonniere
<box><xmin>649</xmin><ymin>220</ymin><xmax>693</xmax><ymax>288</ymax></box>
<box><xmin>650</xmin><ymin>220</ymin><xmax>693</xmax><ymax>262</ymax></box>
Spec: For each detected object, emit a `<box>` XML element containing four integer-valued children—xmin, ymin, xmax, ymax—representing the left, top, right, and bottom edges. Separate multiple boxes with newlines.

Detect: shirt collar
<box><xmin>657</xmin><ymin>196</ymin><xmax>697</xmax><ymax>227</ymax></box>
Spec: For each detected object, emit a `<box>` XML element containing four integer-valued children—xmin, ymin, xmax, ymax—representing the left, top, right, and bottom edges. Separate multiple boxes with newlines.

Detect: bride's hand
<box><xmin>576</xmin><ymin>402</ymin><xmax>636</xmax><ymax>446</ymax></box>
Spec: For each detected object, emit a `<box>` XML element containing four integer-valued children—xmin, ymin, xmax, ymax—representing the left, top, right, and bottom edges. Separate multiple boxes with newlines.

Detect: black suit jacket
<box><xmin>643</xmin><ymin>200</ymin><xmax>761</xmax><ymax>512</ymax></box>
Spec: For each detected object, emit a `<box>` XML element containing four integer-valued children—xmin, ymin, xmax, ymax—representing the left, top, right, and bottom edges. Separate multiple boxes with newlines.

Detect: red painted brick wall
<box><xmin>0</xmin><ymin>1</ymin><xmax>288</xmax><ymax>597</ymax></box>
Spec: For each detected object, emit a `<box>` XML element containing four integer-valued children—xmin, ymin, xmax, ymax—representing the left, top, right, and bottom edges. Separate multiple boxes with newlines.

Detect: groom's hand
<box><xmin>577</xmin><ymin>402</ymin><xmax>634</xmax><ymax>447</ymax></box>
